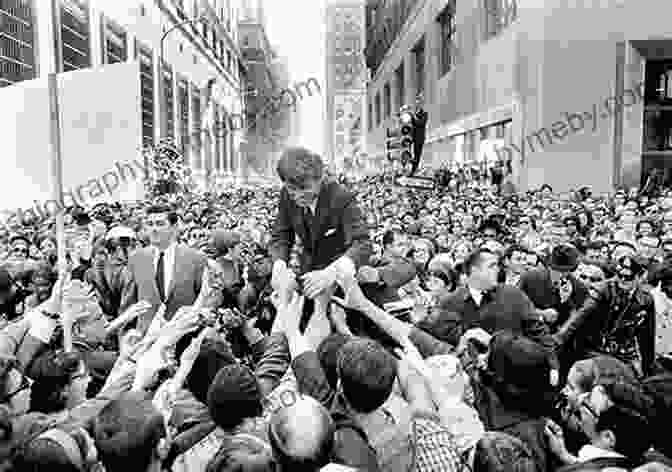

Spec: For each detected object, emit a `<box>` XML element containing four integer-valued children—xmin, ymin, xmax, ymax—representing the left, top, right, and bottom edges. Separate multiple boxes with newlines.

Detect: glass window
<box><xmin>368</xmin><ymin>101</ymin><xmax>373</xmax><ymax>131</ymax></box>
<box><xmin>192</xmin><ymin>84</ymin><xmax>202</xmax><ymax>158</ymax></box>
<box><xmin>136</xmin><ymin>40</ymin><xmax>154</xmax><ymax>148</ymax></box>
<box><xmin>413</xmin><ymin>38</ymin><xmax>425</xmax><ymax>98</ymax></box>
<box><xmin>375</xmin><ymin>92</ymin><xmax>381</xmax><ymax>127</ymax></box>
<box><xmin>162</xmin><ymin>64</ymin><xmax>174</xmax><ymax>140</ymax></box>
<box><xmin>0</xmin><ymin>0</ymin><xmax>37</xmax><ymax>87</ymax></box>
<box><xmin>60</xmin><ymin>0</ymin><xmax>90</xmax><ymax>72</ymax></box>
<box><xmin>437</xmin><ymin>3</ymin><xmax>456</xmax><ymax>76</ymax></box>
<box><xmin>178</xmin><ymin>77</ymin><xmax>189</xmax><ymax>161</ymax></box>
<box><xmin>103</xmin><ymin>17</ymin><xmax>126</xmax><ymax>64</ymax></box>
<box><xmin>395</xmin><ymin>63</ymin><xmax>404</xmax><ymax>109</ymax></box>
<box><xmin>484</xmin><ymin>0</ymin><xmax>518</xmax><ymax>39</ymax></box>
<box><xmin>384</xmin><ymin>83</ymin><xmax>391</xmax><ymax>118</ymax></box>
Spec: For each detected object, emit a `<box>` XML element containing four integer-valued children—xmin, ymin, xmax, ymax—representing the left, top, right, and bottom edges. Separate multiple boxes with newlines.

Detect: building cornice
<box><xmin>368</xmin><ymin>0</ymin><xmax>426</xmax><ymax>88</ymax></box>
<box><xmin>157</xmin><ymin>0</ymin><xmax>242</xmax><ymax>90</ymax></box>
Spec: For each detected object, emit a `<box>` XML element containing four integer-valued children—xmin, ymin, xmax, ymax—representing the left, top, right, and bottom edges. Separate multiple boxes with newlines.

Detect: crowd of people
<box><xmin>0</xmin><ymin>146</ymin><xmax>669</xmax><ymax>471</ymax></box>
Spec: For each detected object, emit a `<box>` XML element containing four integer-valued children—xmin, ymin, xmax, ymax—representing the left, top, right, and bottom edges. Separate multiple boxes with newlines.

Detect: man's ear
<box><xmin>600</xmin><ymin>429</ymin><xmax>617</xmax><ymax>450</ymax></box>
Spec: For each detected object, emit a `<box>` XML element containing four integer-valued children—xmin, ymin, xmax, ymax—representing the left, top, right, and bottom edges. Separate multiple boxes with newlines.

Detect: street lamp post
<box><xmin>158</xmin><ymin>16</ymin><xmax>212</xmax><ymax>190</ymax></box>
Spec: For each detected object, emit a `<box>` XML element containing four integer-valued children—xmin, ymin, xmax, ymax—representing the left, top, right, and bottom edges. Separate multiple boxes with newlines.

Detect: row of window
<box><xmin>0</xmin><ymin>0</ymin><xmax>239</xmax><ymax>87</ymax></box>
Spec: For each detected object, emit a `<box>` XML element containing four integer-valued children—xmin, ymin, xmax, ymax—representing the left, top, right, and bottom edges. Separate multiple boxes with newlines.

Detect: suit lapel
<box><xmin>166</xmin><ymin>244</ymin><xmax>181</xmax><ymax>301</ymax></box>
<box><xmin>311</xmin><ymin>183</ymin><xmax>330</xmax><ymax>248</ymax></box>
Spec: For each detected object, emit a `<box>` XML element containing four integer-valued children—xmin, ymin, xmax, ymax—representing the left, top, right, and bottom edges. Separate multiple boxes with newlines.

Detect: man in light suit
<box><xmin>120</xmin><ymin>204</ymin><xmax>207</xmax><ymax>334</ymax></box>
<box><xmin>269</xmin><ymin>147</ymin><xmax>372</xmax><ymax>300</ymax></box>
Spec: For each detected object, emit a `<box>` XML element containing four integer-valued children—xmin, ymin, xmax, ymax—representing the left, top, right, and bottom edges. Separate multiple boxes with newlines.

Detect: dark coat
<box><xmin>416</xmin><ymin>285</ymin><xmax>557</xmax><ymax>365</ymax></box>
<box><xmin>269</xmin><ymin>180</ymin><xmax>372</xmax><ymax>273</ymax></box>
<box><xmin>519</xmin><ymin>268</ymin><xmax>589</xmax><ymax>331</ymax></box>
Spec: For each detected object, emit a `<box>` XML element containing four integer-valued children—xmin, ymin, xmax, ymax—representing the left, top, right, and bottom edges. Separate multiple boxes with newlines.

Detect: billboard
<box><xmin>0</xmin><ymin>61</ymin><xmax>144</xmax><ymax>216</ymax></box>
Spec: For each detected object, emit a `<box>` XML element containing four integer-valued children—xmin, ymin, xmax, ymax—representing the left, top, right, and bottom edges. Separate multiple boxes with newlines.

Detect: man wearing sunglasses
<box><xmin>553</xmin><ymin>255</ymin><xmax>657</xmax><ymax>377</ymax></box>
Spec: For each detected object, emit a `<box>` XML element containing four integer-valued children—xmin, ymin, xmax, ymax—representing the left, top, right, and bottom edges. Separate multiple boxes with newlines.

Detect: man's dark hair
<box><xmin>337</xmin><ymin>338</ymin><xmax>396</xmax><ymax>413</ymax></box>
<box><xmin>205</xmin><ymin>435</ymin><xmax>276</xmax><ymax>472</ymax></box>
<box><xmin>276</xmin><ymin>147</ymin><xmax>323</xmax><ymax>187</ymax></box>
<box><xmin>92</xmin><ymin>393</ymin><xmax>166</xmax><ymax>472</ymax></box>
<box><xmin>146</xmin><ymin>204</ymin><xmax>178</xmax><ymax>225</ymax></box>
<box><xmin>463</xmin><ymin>249</ymin><xmax>496</xmax><ymax>276</ymax></box>
<box><xmin>504</xmin><ymin>244</ymin><xmax>528</xmax><ymax>260</ymax></box>
<box><xmin>595</xmin><ymin>404</ymin><xmax>650</xmax><ymax>460</ymax></box>
<box><xmin>316</xmin><ymin>333</ymin><xmax>350</xmax><ymax>389</ymax></box>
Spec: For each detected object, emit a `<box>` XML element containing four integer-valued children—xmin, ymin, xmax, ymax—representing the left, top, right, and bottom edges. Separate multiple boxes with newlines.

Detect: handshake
<box><xmin>271</xmin><ymin>258</ymin><xmax>357</xmax><ymax>302</ymax></box>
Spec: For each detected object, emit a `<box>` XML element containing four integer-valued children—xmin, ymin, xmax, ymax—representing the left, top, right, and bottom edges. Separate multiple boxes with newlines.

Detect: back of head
<box><xmin>208</xmin><ymin>364</ymin><xmax>263</xmax><ymax>431</ymax></box>
<box><xmin>92</xmin><ymin>392</ymin><xmax>166</xmax><ymax>472</ymax></box>
<box><xmin>473</xmin><ymin>431</ymin><xmax>539</xmax><ymax>472</ymax></box>
<box><xmin>268</xmin><ymin>395</ymin><xmax>334</xmax><ymax>472</ymax></box>
<box><xmin>205</xmin><ymin>435</ymin><xmax>276</xmax><ymax>472</ymax></box>
<box><xmin>337</xmin><ymin>337</ymin><xmax>396</xmax><ymax>413</ymax></box>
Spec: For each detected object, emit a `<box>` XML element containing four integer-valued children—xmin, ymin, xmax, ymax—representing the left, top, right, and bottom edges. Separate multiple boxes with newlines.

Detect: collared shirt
<box><xmin>153</xmin><ymin>242</ymin><xmax>177</xmax><ymax>296</ymax></box>
<box><xmin>469</xmin><ymin>287</ymin><xmax>484</xmax><ymax>306</ymax></box>
<box><xmin>577</xmin><ymin>444</ymin><xmax>624</xmax><ymax>462</ymax></box>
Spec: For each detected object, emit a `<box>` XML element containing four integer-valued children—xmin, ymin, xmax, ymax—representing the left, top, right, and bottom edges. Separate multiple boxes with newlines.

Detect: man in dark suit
<box><xmin>120</xmin><ymin>204</ymin><xmax>207</xmax><ymax>333</ymax></box>
<box><xmin>269</xmin><ymin>147</ymin><xmax>371</xmax><ymax>300</ymax></box>
<box><xmin>417</xmin><ymin>248</ymin><xmax>559</xmax><ymax>377</ymax></box>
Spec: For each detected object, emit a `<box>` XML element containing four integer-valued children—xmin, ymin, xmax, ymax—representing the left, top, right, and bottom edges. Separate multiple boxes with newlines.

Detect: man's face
<box><xmin>482</xmin><ymin>228</ymin><xmax>497</xmax><ymax>240</ymax></box>
<box><xmin>507</xmin><ymin>250</ymin><xmax>527</xmax><ymax>274</ymax></box>
<box><xmin>638</xmin><ymin>236</ymin><xmax>660</xmax><ymax>259</ymax></box>
<box><xmin>146</xmin><ymin>212</ymin><xmax>176</xmax><ymax>248</ymax></box>
<box><xmin>286</xmin><ymin>177</ymin><xmax>322</xmax><ymax>208</ymax></box>
<box><xmin>31</xmin><ymin>276</ymin><xmax>53</xmax><ymax>303</ymax></box>
<box><xmin>471</xmin><ymin>253</ymin><xmax>500</xmax><ymax>290</ymax></box>
<box><xmin>10</xmin><ymin>241</ymin><xmax>28</xmax><ymax>260</ymax></box>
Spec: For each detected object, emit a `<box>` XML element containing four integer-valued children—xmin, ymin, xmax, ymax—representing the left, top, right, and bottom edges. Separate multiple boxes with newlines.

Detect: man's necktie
<box><xmin>481</xmin><ymin>288</ymin><xmax>495</xmax><ymax>305</ymax></box>
<box><xmin>156</xmin><ymin>251</ymin><xmax>165</xmax><ymax>302</ymax></box>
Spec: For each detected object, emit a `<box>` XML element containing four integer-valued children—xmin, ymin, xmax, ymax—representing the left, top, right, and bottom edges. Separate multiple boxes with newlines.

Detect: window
<box><xmin>136</xmin><ymin>41</ymin><xmax>154</xmax><ymax>148</ymax></box>
<box><xmin>220</xmin><ymin>107</ymin><xmax>229</xmax><ymax>173</ymax></box>
<box><xmin>484</xmin><ymin>0</ymin><xmax>517</xmax><ymax>39</ymax></box>
<box><xmin>162</xmin><ymin>64</ymin><xmax>174</xmax><ymax>139</ymax></box>
<box><xmin>412</xmin><ymin>38</ymin><xmax>425</xmax><ymax>98</ymax></box>
<box><xmin>375</xmin><ymin>92</ymin><xmax>381</xmax><ymax>127</ymax></box>
<box><xmin>178</xmin><ymin>77</ymin><xmax>189</xmax><ymax>161</ymax></box>
<box><xmin>383</xmin><ymin>83</ymin><xmax>391</xmax><ymax>118</ymax></box>
<box><xmin>395</xmin><ymin>64</ymin><xmax>404</xmax><ymax>109</ymax></box>
<box><xmin>192</xmin><ymin>84</ymin><xmax>202</xmax><ymax>161</ymax></box>
<box><xmin>438</xmin><ymin>3</ymin><xmax>456</xmax><ymax>76</ymax></box>
<box><xmin>60</xmin><ymin>0</ymin><xmax>90</xmax><ymax>72</ymax></box>
<box><xmin>368</xmin><ymin>101</ymin><xmax>373</xmax><ymax>131</ymax></box>
<box><xmin>213</xmin><ymin>105</ymin><xmax>220</xmax><ymax>171</ymax></box>
<box><xmin>102</xmin><ymin>18</ymin><xmax>126</xmax><ymax>64</ymax></box>
<box><xmin>0</xmin><ymin>0</ymin><xmax>37</xmax><ymax>87</ymax></box>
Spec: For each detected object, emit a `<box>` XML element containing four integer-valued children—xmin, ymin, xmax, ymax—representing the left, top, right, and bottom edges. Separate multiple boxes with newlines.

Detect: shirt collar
<box><xmin>577</xmin><ymin>444</ymin><xmax>624</xmax><ymax>462</ymax></box>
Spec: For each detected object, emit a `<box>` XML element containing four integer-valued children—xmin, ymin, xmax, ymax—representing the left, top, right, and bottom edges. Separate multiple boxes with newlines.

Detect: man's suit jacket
<box><xmin>416</xmin><ymin>285</ymin><xmax>556</xmax><ymax>360</ymax></box>
<box><xmin>120</xmin><ymin>244</ymin><xmax>207</xmax><ymax>333</ymax></box>
<box><xmin>269</xmin><ymin>180</ymin><xmax>372</xmax><ymax>273</ymax></box>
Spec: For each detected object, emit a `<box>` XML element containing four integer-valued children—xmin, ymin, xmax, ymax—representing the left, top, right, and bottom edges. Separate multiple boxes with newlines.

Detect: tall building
<box><xmin>0</xmin><ymin>0</ymin><xmax>246</xmax><ymax>190</ymax></box>
<box><xmin>364</xmin><ymin>0</ymin><xmax>672</xmax><ymax>193</ymax></box>
<box><xmin>238</xmin><ymin>0</ymin><xmax>288</xmax><ymax>179</ymax></box>
<box><xmin>325</xmin><ymin>0</ymin><xmax>366</xmax><ymax>172</ymax></box>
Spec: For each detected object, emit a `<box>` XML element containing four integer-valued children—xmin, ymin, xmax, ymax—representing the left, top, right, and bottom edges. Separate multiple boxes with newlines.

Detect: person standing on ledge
<box><xmin>269</xmin><ymin>147</ymin><xmax>372</xmax><ymax>300</ymax></box>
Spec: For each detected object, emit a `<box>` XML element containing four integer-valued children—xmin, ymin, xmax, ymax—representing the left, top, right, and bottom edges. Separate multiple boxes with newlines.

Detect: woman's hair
<box><xmin>13</xmin><ymin>426</ymin><xmax>90</xmax><ymax>472</ymax></box>
<box><xmin>29</xmin><ymin>351</ymin><xmax>82</xmax><ymax>414</ymax></box>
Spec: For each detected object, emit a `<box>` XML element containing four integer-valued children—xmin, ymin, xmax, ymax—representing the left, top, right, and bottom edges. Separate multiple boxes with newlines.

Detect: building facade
<box><xmin>0</xmin><ymin>0</ymin><xmax>246</xmax><ymax>190</ymax></box>
<box><xmin>325</xmin><ymin>0</ymin><xmax>367</xmax><ymax>172</ymax></box>
<box><xmin>364</xmin><ymin>0</ymin><xmax>672</xmax><ymax>193</ymax></box>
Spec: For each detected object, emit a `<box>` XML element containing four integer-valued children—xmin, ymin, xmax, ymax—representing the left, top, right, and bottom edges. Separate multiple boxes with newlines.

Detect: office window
<box><xmin>0</xmin><ymin>0</ymin><xmax>37</xmax><ymax>87</ymax></box>
<box><xmin>220</xmin><ymin>107</ymin><xmax>229</xmax><ymax>173</ymax></box>
<box><xmin>102</xmin><ymin>18</ymin><xmax>127</xmax><ymax>64</ymax></box>
<box><xmin>413</xmin><ymin>38</ymin><xmax>425</xmax><ymax>98</ymax></box>
<box><xmin>192</xmin><ymin>84</ymin><xmax>202</xmax><ymax>160</ymax></box>
<box><xmin>178</xmin><ymin>77</ymin><xmax>189</xmax><ymax>161</ymax></box>
<box><xmin>383</xmin><ymin>83</ymin><xmax>391</xmax><ymax>118</ymax></box>
<box><xmin>438</xmin><ymin>3</ymin><xmax>456</xmax><ymax>76</ymax></box>
<box><xmin>136</xmin><ymin>41</ymin><xmax>154</xmax><ymax>148</ymax></box>
<box><xmin>375</xmin><ymin>92</ymin><xmax>381</xmax><ymax>127</ymax></box>
<box><xmin>162</xmin><ymin>64</ymin><xmax>174</xmax><ymax>139</ymax></box>
<box><xmin>368</xmin><ymin>101</ymin><xmax>373</xmax><ymax>131</ymax></box>
<box><xmin>484</xmin><ymin>0</ymin><xmax>517</xmax><ymax>39</ymax></box>
<box><xmin>395</xmin><ymin>64</ymin><xmax>404</xmax><ymax>109</ymax></box>
<box><xmin>213</xmin><ymin>105</ymin><xmax>220</xmax><ymax>171</ymax></box>
<box><xmin>60</xmin><ymin>0</ymin><xmax>90</xmax><ymax>72</ymax></box>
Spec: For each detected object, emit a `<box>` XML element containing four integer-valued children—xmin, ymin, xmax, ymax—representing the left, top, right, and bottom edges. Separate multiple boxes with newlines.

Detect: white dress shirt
<box><xmin>153</xmin><ymin>242</ymin><xmax>177</xmax><ymax>297</ymax></box>
<box><xmin>469</xmin><ymin>287</ymin><xmax>484</xmax><ymax>306</ymax></box>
